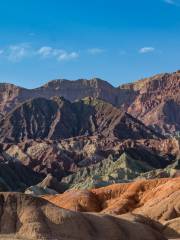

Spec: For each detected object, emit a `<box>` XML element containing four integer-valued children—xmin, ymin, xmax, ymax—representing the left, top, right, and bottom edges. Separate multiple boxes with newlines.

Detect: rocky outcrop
<box><xmin>37</xmin><ymin>173</ymin><xmax>68</xmax><ymax>192</ymax></box>
<box><xmin>44</xmin><ymin>177</ymin><xmax>180</xmax><ymax>239</ymax></box>
<box><xmin>0</xmin><ymin>192</ymin><xmax>166</xmax><ymax>240</ymax></box>
<box><xmin>25</xmin><ymin>174</ymin><xmax>68</xmax><ymax>195</ymax></box>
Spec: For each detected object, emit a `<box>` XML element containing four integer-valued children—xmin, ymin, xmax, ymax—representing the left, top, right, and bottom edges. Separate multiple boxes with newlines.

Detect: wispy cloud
<box><xmin>57</xmin><ymin>52</ymin><xmax>79</xmax><ymax>61</ymax></box>
<box><xmin>37</xmin><ymin>46</ymin><xmax>55</xmax><ymax>57</ymax></box>
<box><xmin>164</xmin><ymin>0</ymin><xmax>180</xmax><ymax>5</ymax></box>
<box><xmin>88</xmin><ymin>48</ymin><xmax>105</xmax><ymax>55</ymax></box>
<box><xmin>7</xmin><ymin>44</ymin><xmax>30</xmax><ymax>62</ymax></box>
<box><xmin>0</xmin><ymin>44</ymin><xmax>79</xmax><ymax>62</ymax></box>
<box><xmin>139</xmin><ymin>47</ymin><xmax>155</xmax><ymax>54</ymax></box>
<box><xmin>164</xmin><ymin>0</ymin><xmax>175</xmax><ymax>4</ymax></box>
<box><xmin>37</xmin><ymin>46</ymin><xmax>79</xmax><ymax>61</ymax></box>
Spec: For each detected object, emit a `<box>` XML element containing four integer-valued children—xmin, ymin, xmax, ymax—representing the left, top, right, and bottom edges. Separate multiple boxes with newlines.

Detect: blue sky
<box><xmin>0</xmin><ymin>0</ymin><xmax>180</xmax><ymax>88</ymax></box>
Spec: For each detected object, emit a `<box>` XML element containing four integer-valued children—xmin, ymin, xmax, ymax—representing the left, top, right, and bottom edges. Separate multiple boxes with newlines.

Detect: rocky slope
<box><xmin>0</xmin><ymin>149</ymin><xmax>42</xmax><ymax>191</ymax></box>
<box><xmin>0</xmin><ymin>192</ymin><xmax>166</xmax><ymax>240</ymax></box>
<box><xmin>0</xmin><ymin>97</ymin><xmax>161</xmax><ymax>143</ymax></box>
<box><xmin>62</xmin><ymin>155</ymin><xmax>180</xmax><ymax>190</ymax></box>
<box><xmin>0</xmin><ymin>72</ymin><xmax>179</xmax><ymax>239</ymax></box>
<box><xmin>0</xmin><ymin>71</ymin><xmax>180</xmax><ymax>134</ymax></box>
<box><xmin>123</xmin><ymin>71</ymin><xmax>180</xmax><ymax>134</ymax></box>
<box><xmin>44</xmin><ymin>177</ymin><xmax>180</xmax><ymax>239</ymax></box>
<box><xmin>2</xmin><ymin>134</ymin><xmax>179</xmax><ymax>181</ymax></box>
<box><xmin>0</xmin><ymin>99</ymin><xmax>179</xmax><ymax>186</ymax></box>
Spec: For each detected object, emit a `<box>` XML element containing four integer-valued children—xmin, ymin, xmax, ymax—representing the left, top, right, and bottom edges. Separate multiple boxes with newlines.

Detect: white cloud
<box><xmin>7</xmin><ymin>44</ymin><xmax>30</xmax><ymax>62</ymax></box>
<box><xmin>37</xmin><ymin>47</ymin><xmax>64</xmax><ymax>58</ymax></box>
<box><xmin>139</xmin><ymin>47</ymin><xmax>155</xmax><ymax>54</ymax></box>
<box><xmin>37</xmin><ymin>46</ymin><xmax>54</xmax><ymax>57</ymax></box>
<box><xmin>0</xmin><ymin>44</ymin><xmax>79</xmax><ymax>62</ymax></box>
<box><xmin>37</xmin><ymin>46</ymin><xmax>79</xmax><ymax>61</ymax></box>
<box><xmin>88</xmin><ymin>48</ymin><xmax>105</xmax><ymax>55</ymax></box>
<box><xmin>58</xmin><ymin>51</ymin><xmax>79</xmax><ymax>61</ymax></box>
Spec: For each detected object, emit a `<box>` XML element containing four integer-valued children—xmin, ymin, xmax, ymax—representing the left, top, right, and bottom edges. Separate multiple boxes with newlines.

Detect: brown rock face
<box><xmin>0</xmin><ymin>192</ymin><xmax>166</xmax><ymax>240</ymax></box>
<box><xmin>44</xmin><ymin>177</ymin><xmax>180</xmax><ymax>238</ymax></box>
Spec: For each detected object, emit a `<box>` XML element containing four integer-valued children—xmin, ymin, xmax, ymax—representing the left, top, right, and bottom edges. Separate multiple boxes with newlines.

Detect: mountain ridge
<box><xmin>1</xmin><ymin>70</ymin><xmax>180</xmax><ymax>134</ymax></box>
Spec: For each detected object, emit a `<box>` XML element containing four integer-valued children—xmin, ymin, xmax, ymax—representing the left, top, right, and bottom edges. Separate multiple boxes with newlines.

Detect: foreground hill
<box><xmin>0</xmin><ymin>192</ymin><xmax>166</xmax><ymax>240</ymax></box>
<box><xmin>44</xmin><ymin>177</ymin><xmax>180</xmax><ymax>239</ymax></box>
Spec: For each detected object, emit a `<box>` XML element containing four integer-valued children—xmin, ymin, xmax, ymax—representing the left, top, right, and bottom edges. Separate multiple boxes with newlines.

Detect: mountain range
<box><xmin>0</xmin><ymin>70</ymin><xmax>180</xmax><ymax>239</ymax></box>
<box><xmin>0</xmin><ymin>71</ymin><xmax>179</xmax><ymax>188</ymax></box>
<box><xmin>0</xmin><ymin>70</ymin><xmax>180</xmax><ymax>135</ymax></box>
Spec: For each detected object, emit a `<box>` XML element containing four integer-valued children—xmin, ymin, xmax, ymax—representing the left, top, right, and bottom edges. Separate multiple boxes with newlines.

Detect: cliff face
<box><xmin>0</xmin><ymin>71</ymin><xmax>180</xmax><ymax>134</ymax></box>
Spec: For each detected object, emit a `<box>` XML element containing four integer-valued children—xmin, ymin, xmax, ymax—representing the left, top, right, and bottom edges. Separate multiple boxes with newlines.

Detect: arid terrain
<box><xmin>44</xmin><ymin>177</ymin><xmax>180</xmax><ymax>239</ymax></box>
<box><xmin>0</xmin><ymin>70</ymin><xmax>179</xmax><ymax>239</ymax></box>
<box><xmin>0</xmin><ymin>192</ymin><xmax>169</xmax><ymax>240</ymax></box>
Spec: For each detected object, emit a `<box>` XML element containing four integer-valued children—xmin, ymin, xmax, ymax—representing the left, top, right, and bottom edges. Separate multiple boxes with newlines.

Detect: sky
<box><xmin>0</xmin><ymin>0</ymin><xmax>180</xmax><ymax>88</ymax></box>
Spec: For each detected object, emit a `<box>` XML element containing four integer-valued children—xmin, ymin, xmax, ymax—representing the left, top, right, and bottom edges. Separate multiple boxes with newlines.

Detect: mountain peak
<box><xmin>42</xmin><ymin>77</ymin><xmax>114</xmax><ymax>89</ymax></box>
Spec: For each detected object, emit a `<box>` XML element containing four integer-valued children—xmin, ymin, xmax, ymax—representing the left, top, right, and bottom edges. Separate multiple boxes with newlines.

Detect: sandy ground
<box><xmin>0</xmin><ymin>235</ymin><xmax>31</xmax><ymax>240</ymax></box>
